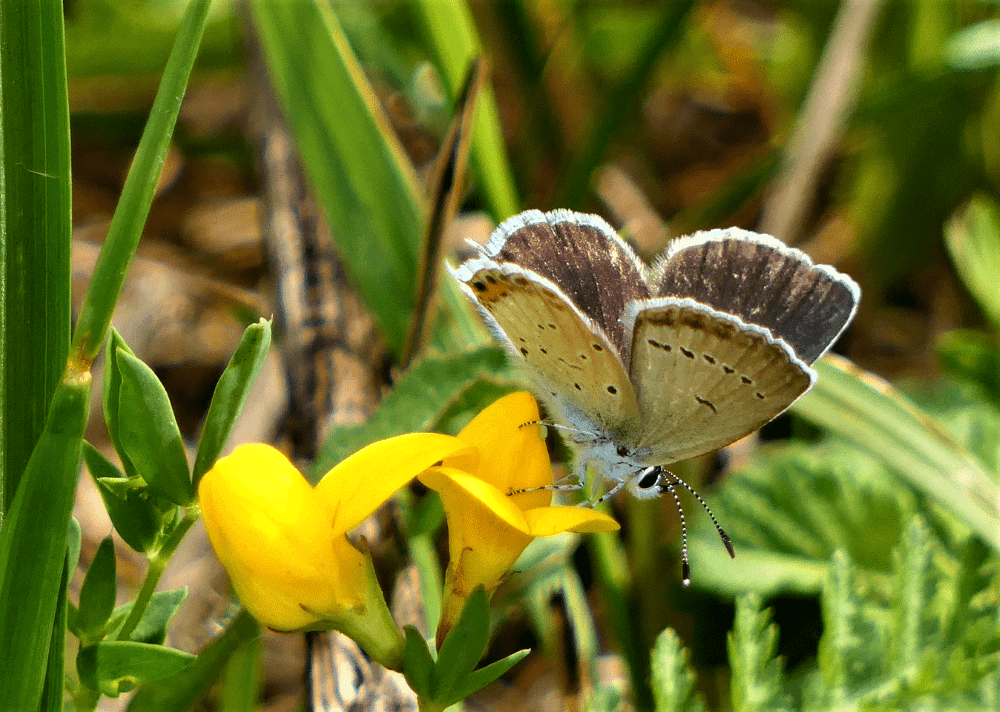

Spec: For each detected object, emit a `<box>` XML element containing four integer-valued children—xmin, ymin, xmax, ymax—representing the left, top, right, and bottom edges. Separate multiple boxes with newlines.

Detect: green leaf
<box><xmin>402</xmin><ymin>626</ymin><xmax>434</xmax><ymax>699</ymax></box>
<box><xmin>193</xmin><ymin>319</ymin><xmax>272</xmax><ymax>486</ymax></box>
<box><xmin>218</xmin><ymin>630</ymin><xmax>262</xmax><ymax>712</ymax></box>
<box><xmin>103</xmin><ymin>329</ymin><xmax>140</xmax><ymax>480</ymax></box>
<box><xmin>110</xmin><ymin>589</ymin><xmax>188</xmax><ymax>646</ymax></box>
<box><xmin>944</xmin><ymin>195</ymin><xmax>1000</xmax><ymax>329</ymax></box>
<box><xmin>78</xmin><ymin>640</ymin><xmax>194</xmax><ymax>698</ymax></box>
<box><xmin>413</xmin><ymin>0</ymin><xmax>519</xmax><ymax>220</ymax></box>
<box><xmin>0</xmin><ymin>377</ymin><xmax>89</xmax><ymax>710</ymax></box>
<box><xmin>805</xmin><ymin>550</ymin><xmax>883</xmax><ymax>707</ymax></box>
<box><xmin>441</xmin><ymin>648</ymin><xmax>530</xmax><ymax>707</ymax></box>
<box><xmin>127</xmin><ymin>609</ymin><xmax>260</xmax><ymax>712</ymax></box>
<box><xmin>432</xmin><ymin>587</ymin><xmax>490</xmax><ymax>701</ymax></box>
<box><xmin>115</xmin><ymin>350</ymin><xmax>192</xmax><ymax>505</ymax></box>
<box><xmin>39</xmin><ymin>548</ymin><xmax>71</xmax><ymax>712</ymax></box>
<box><xmin>937</xmin><ymin>330</ymin><xmax>1000</xmax><ymax>408</ymax></box>
<box><xmin>943</xmin><ymin>19</ymin><xmax>1000</xmax><ymax>71</ymax></box>
<box><xmin>649</xmin><ymin>628</ymin><xmax>705</xmax><ymax>712</ymax></box>
<box><xmin>793</xmin><ymin>356</ymin><xmax>1000</xmax><ymax>553</ymax></box>
<box><xmin>0</xmin><ymin>0</ymin><xmax>72</xmax><ymax>513</ymax></box>
<box><xmin>251</xmin><ymin>0</ymin><xmax>425</xmax><ymax>354</ymax></box>
<box><xmin>76</xmin><ymin>537</ymin><xmax>118</xmax><ymax>642</ymax></box>
<box><xmin>70</xmin><ymin>0</ymin><xmax>214</xmax><ymax>364</ymax></box>
<box><xmin>312</xmin><ymin>347</ymin><xmax>516</xmax><ymax>477</ymax></box>
<box><xmin>84</xmin><ymin>442</ymin><xmax>164</xmax><ymax>554</ymax></box>
<box><xmin>690</xmin><ymin>442</ymin><xmax>909</xmax><ymax>596</ymax></box>
<box><xmin>728</xmin><ymin>595</ymin><xmax>792</xmax><ymax>712</ymax></box>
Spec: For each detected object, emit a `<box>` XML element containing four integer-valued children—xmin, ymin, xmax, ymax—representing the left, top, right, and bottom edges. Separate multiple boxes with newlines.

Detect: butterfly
<box><xmin>450</xmin><ymin>209</ymin><xmax>860</xmax><ymax>581</ymax></box>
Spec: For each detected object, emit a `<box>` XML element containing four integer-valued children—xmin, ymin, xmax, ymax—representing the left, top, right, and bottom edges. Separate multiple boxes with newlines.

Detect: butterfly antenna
<box><xmin>659</xmin><ymin>480</ymin><xmax>691</xmax><ymax>586</ymax></box>
<box><xmin>663</xmin><ymin>471</ymin><xmax>735</xmax><ymax>559</ymax></box>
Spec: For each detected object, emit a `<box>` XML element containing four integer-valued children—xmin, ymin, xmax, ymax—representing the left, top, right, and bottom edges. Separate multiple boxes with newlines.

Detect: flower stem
<box><xmin>115</xmin><ymin>506</ymin><xmax>199</xmax><ymax>641</ymax></box>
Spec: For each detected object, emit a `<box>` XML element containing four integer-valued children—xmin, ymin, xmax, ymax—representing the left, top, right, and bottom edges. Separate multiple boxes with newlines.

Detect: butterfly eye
<box><xmin>636</xmin><ymin>466</ymin><xmax>661</xmax><ymax>490</ymax></box>
<box><xmin>616</xmin><ymin>445</ymin><xmax>630</xmax><ymax>457</ymax></box>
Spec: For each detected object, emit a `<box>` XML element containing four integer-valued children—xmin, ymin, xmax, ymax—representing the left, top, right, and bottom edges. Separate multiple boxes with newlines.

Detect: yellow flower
<box><xmin>199</xmin><ymin>434</ymin><xmax>471</xmax><ymax>668</ymax></box>
<box><xmin>420</xmin><ymin>392</ymin><xmax>619</xmax><ymax>643</ymax></box>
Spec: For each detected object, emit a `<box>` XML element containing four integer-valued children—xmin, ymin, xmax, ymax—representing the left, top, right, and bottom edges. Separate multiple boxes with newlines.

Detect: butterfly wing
<box><xmin>630</xmin><ymin>230</ymin><xmax>859</xmax><ymax>465</ymax></box>
<box><xmin>650</xmin><ymin>228</ymin><xmax>860</xmax><ymax>364</ymax></box>
<box><xmin>627</xmin><ymin>298</ymin><xmax>814</xmax><ymax>464</ymax></box>
<box><xmin>452</xmin><ymin>260</ymin><xmax>641</xmax><ymax>437</ymax></box>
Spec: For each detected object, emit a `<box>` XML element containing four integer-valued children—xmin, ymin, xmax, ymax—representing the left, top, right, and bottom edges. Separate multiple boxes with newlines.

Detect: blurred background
<box><xmin>65</xmin><ymin>0</ymin><xmax>1000</xmax><ymax>710</ymax></box>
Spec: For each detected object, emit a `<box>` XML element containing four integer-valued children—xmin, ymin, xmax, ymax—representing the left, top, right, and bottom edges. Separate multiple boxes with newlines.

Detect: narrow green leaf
<box><xmin>103</xmin><ymin>329</ymin><xmax>139</xmax><ymax>479</ymax></box>
<box><xmin>727</xmin><ymin>595</ymin><xmax>792</xmax><ymax>712</ymax></box>
<box><xmin>937</xmin><ymin>330</ymin><xmax>1000</xmax><ymax>408</ymax></box>
<box><xmin>77</xmin><ymin>537</ymin><xmax>118</xmax><ymax>642</ymax></box>
<box><xmin>71</xmin><ymin>0</ymin><xmax>214</xmax><ymax>364</ymax></box>
<box><xmin>414</xmin><ymin>0</ymin><xmax>520</xmax><ymax>220</ymax></box>
<box><xmin>944</xmin><ymin>195</ymin><xmax>1000</xmax><ymax>329</ymax></box>
<box><xmin>0</xmin><ymin>0</ymin><xmax>72</xmax><ymax>515</ymax></box>
<box><xmin>126</xmin><ymin>609</ymin><xmax>260</xmax><ymax>712</ymax></box>
<box><xmin>0</xmin><ymin>376</ymin><xmax>89</xmax><ymax>709</ymax></box>
<box><xmin>218</xmin><ymin>631</ymin><xmax>262</xmax><ymax>712</ymax></box>
<box><xmin>649</xmin><ymin>628</ymin><xmax>705</xmax><ymax>712</ymax></box>
<box><xmin>312</xmin><ymin>347</ymin><xmax>515</xmax><ymax>476</ymax></box>
<box><xmin>556</xmin><ymin>0</ymin><xmax>696</xmax><ymax>208</ymax></box>
<box><xmin>84</xmin><ymin>442</ymin><xmax>164</xmax><ymax>554</ymax></box>
<box><xmin>943</xmin><ymin>19</ymin><xmax>1000</xmax><ymax>71</ymax></box>
<box><xmin>39</xmin><ymin>551</ymin><xmax>71</xmax><ymax>712</ymax></box>
<box><xmin>193</xmin><ymin>319</ymin><xmax>272</xmax><ymax>485</ymax></box>
<box><xmin>432</xmin><ymin>587</ymin><xmax>490</xmax><ymax>701</ymax></box>
<box><xmin>402</xmin><ymin>626</ymin><xmax>435</xmax><ymax>699</ymax></box>
<box><xmin>793</xmin><ymin>356</ymin><xmax>1000</xmax><ymax>552</ymax></box>
<box><xmin>115</xmin><ymin>350</ymin><xmax>192</xmax><ymax>505</ymax></box>
<box><xmin>441</xmin><ymin>649</ymin><xmax>530</xmax><ymax>707</ymax></box>
<box><xmin>251</xmin><ymin>0</ymin><xmax>425</xmax><ymax>354</ymax></box>
<box><xmin>78</xmin><ymin>641</ymin><xmax>194</xmax><ymax>698</ymax></box>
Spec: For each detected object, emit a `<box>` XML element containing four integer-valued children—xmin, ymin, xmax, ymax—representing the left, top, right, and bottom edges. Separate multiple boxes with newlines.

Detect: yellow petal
<box><xmin>315</xmin><ymin>432</ymin><xmax>473</xmax><ymax>537</ymax></box>
<box><xmin>422</xmin><ymin>467</ymin><xmax>532</xmax><ymax>593</ymax></box>
<box><xmin>523</xmin><ymin>505</ymin><xmax>621</xmax><ymax>536</ymax></box>
<box><xmin>199</xmin><ymin>444</ymin><xmax>367</xmax><ymax>631</ymax></box>
<box><xmin>447</xmin><ymin>392</ymin><xmax>553</xmax><ymax>509</ymax></box>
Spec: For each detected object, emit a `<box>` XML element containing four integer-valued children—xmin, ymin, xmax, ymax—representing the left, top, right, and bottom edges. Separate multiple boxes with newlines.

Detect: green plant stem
<box><xmin>72</xmin><ymin>683</ymin><xmax>100</xmax><ymax>712</ymax></box>
<box><xmin>70</xmin><ymin>0</ymin><xmax>212</xmax><ymax>367</ymax></box>
<box><xmin>116</xmin><ymin>507</ymin><xmax>199</xmax><ymax>642</ymax></box>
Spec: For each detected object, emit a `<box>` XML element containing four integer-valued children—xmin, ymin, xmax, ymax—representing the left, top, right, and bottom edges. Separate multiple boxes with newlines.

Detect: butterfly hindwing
<box><xmin>627</xmin><ymin>298</ymin><xmax>814</xmax><ymax>465</ymax></box>
<box><xmin>456</xmin><ymin>262</ymin><xmax>641</xmax><ymax>435</ymax></box>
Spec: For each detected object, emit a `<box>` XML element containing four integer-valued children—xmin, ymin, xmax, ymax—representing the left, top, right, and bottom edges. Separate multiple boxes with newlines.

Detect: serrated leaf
<box><xmin>312</xmin><ymin>347</ymin><xmax>515</xmax><ymax>477</ymax></box>
<box><xmin>441</xmin><ymin>648</ymin><xmax>530</xmax><ymax>707</ymax></box>
<box><xmin>76</xmin><ymin>538</ymin><xmax>117</xmax><ymax>642</ymax></box>
<box><xmin>728</xmin><ymin>595</ymin><xmax>792</xmax><ymax>712</ymax></box>
<box><xmin>402</xmin><ymin>626</ymin><xmax>434</xmax><ymax>699</ymax></box>
<box><xmin>126</xmin><ymin>609</ymin><xmax>259</xmax><ymax>712</ymax></box>
<box><xmin>78</xmin><ymin>641</ymin><xmax>194</xmax><ymax>698</ymax></box>
<box><xmin>115</xmin><ymin>350</ymin><xmax>192</xmax><ymax>505</ymax></box>
<box><xmin>193</xmin><ymin>319</ymin><xmax>271</xmax><ymax>486</ymax></box>
<box><xmin>793</xmin><ymin>356</ymin><xmax>1000</xmax><ymax>554</ymax></box>
<box><xmin>84</xmin><ymin>442</ymin><xmax>164</xmax><ymax>553</ymax></box>
<box><xmin>649</xmin><ymin>628</ymin><xmax>705</xmax><ymax>712</ymax></box>
<box><xmin>690</xmin><ymin>443</ymin><xmax>910</xmax><ymax>596</ymax></box>
<box><xmin>432</xmin><ymin>587</ymin><xmax>490</xmax><ymax>701</ymax></box>
<box><xmin>805</xmin><ymin>551</ymin><xmax>883</xmax><ymax>709</ymax></box>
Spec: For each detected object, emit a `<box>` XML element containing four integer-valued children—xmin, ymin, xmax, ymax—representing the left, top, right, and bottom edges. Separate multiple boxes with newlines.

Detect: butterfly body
<box><xmin>451</xmin><ymin>209</ymin><xmax>860</xmax><ymax>502</ymax></box>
